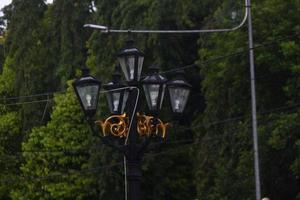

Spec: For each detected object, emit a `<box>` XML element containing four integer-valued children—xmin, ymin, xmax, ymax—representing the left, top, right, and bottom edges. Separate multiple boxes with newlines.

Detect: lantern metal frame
<box><xmin>117</xmin><ymin>40</ymin><xmax>145</xmax><ymax>83</ymax></box>
<box><xmin>72</xmin><ymin>67</ymin><xmax>101</xmax><ymax>118</ymax></box>
<box><xmin>103</xmin><ymin>65</ymin><xmax>129</xmax><ymax>115</ymax></box>
<box><xmin>141</xmin><ymin>65</ymin><xmax>168</xmax><ymax>114</ymax></box>
<box><xmin>167</xmin><ymin>70</ymin><xmax>192</xmax><ymax>114</ymax></box>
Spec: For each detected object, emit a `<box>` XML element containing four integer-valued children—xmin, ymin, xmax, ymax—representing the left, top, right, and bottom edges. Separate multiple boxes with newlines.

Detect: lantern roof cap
<box><xmin>167</xmin><ymin>70</ymin><xmax>192</xmax><ymax>88</ymax></box>
<box><xmin>142</xmin><ymin>65</ymin><xmax>167</xmax><ymax>84</ymax></box>
<box><xmin>117</xmin><ymin>40</ymin><xmax>144</xmax><ymax>57</ymax></box>
<box><xmin>73</xmin><ymin>67</ymin><xmax>101</xmax><ymax>86</ymax></box>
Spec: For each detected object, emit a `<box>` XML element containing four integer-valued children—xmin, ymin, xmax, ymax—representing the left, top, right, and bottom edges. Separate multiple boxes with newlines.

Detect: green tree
<box><xmin>0</xmin><ymin>58</ymin><xmax>22</xmax><ymax>200</ymax></box>
<box><xmin>48</xmin><ymin>0</ymin><xmax>93</xmax><ymax>88</ymax></box>
<box><xmin>12</xmin><ymin>83</ymin><xmax>95</xmax><ymax>200</ymax></box>
<box><xmin>2</xmin><ymin>0</ymin><xmax>51</xmax><ymax>131</ymax></box>
<box><xmin>194</xmin><ymin>0</ymin><xmax>300</xmax><ymax>199</ymax></box>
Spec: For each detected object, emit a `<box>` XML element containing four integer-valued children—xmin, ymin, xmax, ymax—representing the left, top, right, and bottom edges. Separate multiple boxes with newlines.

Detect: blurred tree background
<box><xmin>0</xmin><ymin>0</ymin><xmax>299</xmax><ymax>199</ymax></box>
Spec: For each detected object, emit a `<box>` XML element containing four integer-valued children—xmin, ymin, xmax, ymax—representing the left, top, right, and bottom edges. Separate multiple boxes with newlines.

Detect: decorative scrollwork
<box><xmin>137</xmin><ymin>113</ymin><xmax>170</xmax><ymax>138</ymax></box>
<box><xmin>95</xmin><ymin>113</ymin><xmax>170</xmax><ymax>138</ymax></box>
<box><xmin>95</xmin><ymin>113</ymin><xmax>128</xmax><ymax>138</ymax></box>
<box><xmin>137</xmin><ymin>113</ymin><xmax>155</xmax><ymax>137</ymax></box>
<box><xmin>155</xmin><ymin>119</ymin><xmax>170</xmax><ymax>138</ymax></box>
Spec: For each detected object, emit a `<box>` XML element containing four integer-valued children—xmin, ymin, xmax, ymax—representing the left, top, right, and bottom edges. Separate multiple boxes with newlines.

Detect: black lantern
<box><xmin>142</xmin><ymin>65</ymin><xmax>167</xmax><ymax>113</ymax></box>
<box><xmin>103</xmin><ymin>65</ymin><xmax>129</xmax><ymax>114</ymax></box>
<box><xmin>117</xmin><ymin>40</ymin><xmax>144</xmax><ymax>83</ymax></box>
<box><xmin>167</xmin><ymin>70</ymin><xmax>191</xmax><ymax>114</ymax></box>
<box><xmin>73</xmin><ymin>67</ymin><xmax>101</xmax><ymax>118</ymax></box>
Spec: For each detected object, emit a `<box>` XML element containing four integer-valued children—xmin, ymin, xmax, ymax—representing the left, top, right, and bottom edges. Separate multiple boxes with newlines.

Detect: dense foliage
<box><xmin>0</xmin><ymin>0</ymin><xmax>299</xmax><ymax>199</ymax></box>
<box><xmin>194</xmin><ymin>0</ymin><xmax>300</xmax><ymax>199</ymax></box>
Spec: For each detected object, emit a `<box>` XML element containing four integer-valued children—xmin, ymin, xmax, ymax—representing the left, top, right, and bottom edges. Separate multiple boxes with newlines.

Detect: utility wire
<box><xmin>0</xmin><ymin>91</ymin><xmax>65</xmax><ymax>101</ymax></box>
<box><xmin>159</xmin><ymin>32</ymin><xmax>300</xmax><ymax>75</ymax></box>
<box><xmin>0</xmin><ymin>162</ymin><xmax>123</xmax><ymax>185</ymax></box>
<box><xmin>0</xmin><ymin>32</ymin><xmax>298</xmax><ymax>104</ymax></box>
<box><xmin>40</xmin><ymin>95</ymin><xmax>50</xmax><ymax>123</ymax></box>
<box><xmin>0</xmin><ymin>133</ymin><xmax>241</xmax><ymax>185</ymax></box>
<box><xmin>0</xmin><ymin>124</ymin><xmax>241</xmax><ymax>158</ymax></box>
<box><xmin>0</xmin><ymin>131</ymin><xmax>250</xmax><ymax>186</ymax></box>
<box><xmin>3</xmin><ymin>99</ymin><xmax>53</xmax><ymax>106</ymax></box>
<box><xmin>0</xmin><ymin>100</ymin><xmax>299</xmax><ymax>145</ymax></box>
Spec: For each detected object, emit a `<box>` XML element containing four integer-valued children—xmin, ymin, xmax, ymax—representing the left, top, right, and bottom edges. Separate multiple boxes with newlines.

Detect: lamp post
<box><xmin>73</xmin><ymin>41</ymin><xmax>191</xmax><ymax>200</ymax></box>
<box><xmin>84</xmin><ymin>1</ymin><xmax>263</xmax><ymax>199</ymax></box>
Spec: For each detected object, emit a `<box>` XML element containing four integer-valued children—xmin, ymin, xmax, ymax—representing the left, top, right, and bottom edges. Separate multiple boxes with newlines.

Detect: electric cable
<box><xmin>158</xmin><ymin>32</ymin><xmax>300</xmax><ymax>75</ymax></box>
<box><xmin>3</xmin><ymin>99</ymin><xmax>53</xmax><ymax>106</ymax></box>
<box><xmin>0</xmin><ymin>129</ymin><xmax>245</xmax><ymax>185</ymax></box>
<box><xmin>1</xmin><ymin>104</ymin><xmax>298</xmax><ymax>161</ymax></box>
<box><xmin>0</xmin><ymin>90</ymin><xmax>65</xmax><ymax>101</ymax></box>
<box><xmin>40</xmin><ymin>95</ymin><xmax>50</xmax><ymax>123</ymax></box>
<box><xmin>0</xmin><ymin>131</ymin><xmax>247</xmax><ymax>186</ymax></box>
<box><xmin>0</xmin><ymin>162</ymin><xmax>123</xmax><ymax>185</ymax></box>
<box><xmin>1</xmin><ymin>100</ymin><xmax>299</xmax><ymax>145</ymax></box>
<box><xmin>0</xmin><ymin>32</ymin><xmax>298</xmax><ymax>105</ymax></box>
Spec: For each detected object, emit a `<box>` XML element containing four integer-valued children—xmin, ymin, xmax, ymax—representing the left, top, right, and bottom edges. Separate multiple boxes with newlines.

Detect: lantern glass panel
<box><xmin>160</xmin><ymin>84</ymin><xmax>166</xmax><ymax>108</ymax></box>
<box><xmin>169</xmin><ymin>87</ymin><xmax>190</xmax><ymax>113</ymax></box>
<box><xmin>145</xmin><ymin>84</ymin><xmax>159</xmax><ymax>108</ymax></box>
<box><xmin>118</xmin><ymin>56</ymin><xmax>135</xmax><ymax>81</ymax></box>
<box><xmin>137</xmin><ymin>56</ymin><xmax>144</xmax><ymax>81</ymax></box>
<box><xmin>76</xmin><ymin>84</ymin><xmax>99</xmax><ymax>111</ymax></box>
<box><xmin>106</xmin><ymin>92</ymin><xmax>120</xmax><ymax>112</ymax></box>
<box><xmin>121</xmin><ymin>90</ymin><xmax>129</xmax><ymax>112</ymax></box>
<box><xmin>106</xmin><ymin>90</ymin><xmax>129</xmax><ymax>114</ymax></box>
<box><xmin>143</xmin><ymin>83</ymin><xmax>166</xmax><ymax>111</ymax></box>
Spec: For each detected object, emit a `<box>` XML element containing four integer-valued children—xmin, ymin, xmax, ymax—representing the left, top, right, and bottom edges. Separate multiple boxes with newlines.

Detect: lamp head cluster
<box><xmin>73</xmin><ymin>41</ymin><xmax>191</xmax><ymax>120</ymax></box>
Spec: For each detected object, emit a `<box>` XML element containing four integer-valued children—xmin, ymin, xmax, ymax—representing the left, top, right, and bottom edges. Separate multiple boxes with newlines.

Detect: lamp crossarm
<box><xmin>84</xmin><ymin>0</ymin><xmax>248</xmax><ymax>34</ymax></box>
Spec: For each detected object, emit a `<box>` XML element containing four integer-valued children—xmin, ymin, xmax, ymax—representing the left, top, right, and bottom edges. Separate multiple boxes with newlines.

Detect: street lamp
<box><xmin>73</xmin><ymin>41</ymin><xmax>191</xmax><ymax>200</ymax></box>
<box><xmin>103</xmin><ymin>65</ymin><xmax>129</xmax><ymax>115</ymax></box>
<box><xmin>72</xmin><ymin>67</ymin><xmax>101</xmax><ymax>118</ymax></box>
<box><xmin>167</xmin><ymin>70</ymin><xmax>192</xmax><ymax>114</ymax></box>
<box><xmin>117</xmin><ymin>40</ymin><xmax>144</xmax><ymax>83</ymax></box>
<box><xmin>141</xmin><ymin>65</ymin><xmax>167</xmax><ymax>114</ymax></box>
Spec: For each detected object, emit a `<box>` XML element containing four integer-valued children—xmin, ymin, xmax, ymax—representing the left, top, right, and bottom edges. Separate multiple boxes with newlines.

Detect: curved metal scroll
<box><xmin>137</xmin><ymin>113</ymin><xmax>154</xmax><ymax>137</ymax></box>
<box><xmin>137</xmin><ymin>113</ymin><xmax>170</xmax><ymax>138</ymax></box>
<box><xmin>95</xmin><ymin>113</ymin><xmax>128</xmax><ymax>138</ymax></box>
<box><xmin>95</xmin><ymin>113</ymin><xmax>170</xmax><ymax>138</ymax></box>
<box><xmin>156</xmin><ymin>118</ymin><xmax>170</xmax><ymax>138</ymax></box>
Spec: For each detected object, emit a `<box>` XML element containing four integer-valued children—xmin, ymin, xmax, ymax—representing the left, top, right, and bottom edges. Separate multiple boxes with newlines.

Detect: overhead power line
<box><xmin>0</xmin><ymin>32</ymin><xmax>298</xmax><ymax>104</ymax></box>
<box><xmin>0</xmin><ymin>100</ymin><xmax>299</xmax><ymax>145</ymax></box>
<box><xmin>0</xmin><ymin>162</ymin><xmax>123</xmax><ymax>185</ymax></box>
<box><xmin>0</xmin><ymin>91</ymin><xmax>65</xmax><ymax>101</ymax></box>
<box><xmin>0</xmin><ymin>130</ymin><xmax>253</xmax><ymax>186</ymax></box>
<box><xmin>1</xmin><ymin>101</ymin><xmax>299</xmax><ymax>160</ymax></box>
<box><xmin>160</xmin><ymin>32</ymin><xmax>300</xmax><ymax>75</ymax></box>
<box><xmin>3</xmin><ymin>99</ymin><xmax>53</xmax><ymax>106</ymax></box>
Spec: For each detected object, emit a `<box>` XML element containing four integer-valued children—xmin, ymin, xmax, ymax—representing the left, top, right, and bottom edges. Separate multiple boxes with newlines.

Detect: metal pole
<box><xmin>246</xmin><ymin>0</ymin><xmax>262</xmax><ymax>200</ymax></box>
<box><xmin>125</xmin><ymin>87</ymin><xmax>142</xmax><ymax>200</ymax></box>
